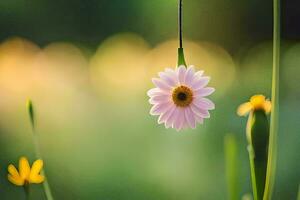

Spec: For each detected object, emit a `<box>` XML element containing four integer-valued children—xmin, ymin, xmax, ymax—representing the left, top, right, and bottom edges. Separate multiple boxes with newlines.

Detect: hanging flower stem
<box><xmin>263</xmin><ymin>0</ymin><xmax>280</xmax><ymax>199</ymax></box>
<box><xmin>177</xmin><ymin>0</ymin><xmax>187</xmax><ymax>67</ymax></box>
<box><xmin>27</xmin><ymin>100</ymin><xmax>54</xmax><ymax>200</ymax></box>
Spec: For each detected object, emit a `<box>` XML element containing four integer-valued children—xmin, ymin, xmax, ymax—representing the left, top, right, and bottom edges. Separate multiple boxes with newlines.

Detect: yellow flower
<box><xmin>237</xmin><ymin>94</ymin><xmax>271</xmax><ymax>116</ymax></box>
<box><xmin>8</xmin><ymin>157</ymin><xmax>44</xmax><ymax>186</ymax></box>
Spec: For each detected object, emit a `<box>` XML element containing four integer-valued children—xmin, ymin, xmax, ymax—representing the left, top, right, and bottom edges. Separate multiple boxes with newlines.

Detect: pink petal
<box><xmin>150</xmin><ymin>102</ymin><xmax>173</xmax><ymax>115</ymax></box>
<box><xmin>184</xmin><ymin>66</ymin><xmax>195</xmax><ymax>86</ymax></box>
<box><xmin>177</xmin><ymin>65</ymin><xmax>186</xmax><ymax>84</ymax></box>
<box><xmin>191</xmin><ymin>76</ymin><xmax>210</xmax><ymax>90</ymax></box>
<box><xmin>194</xmin><ymin>70</ymin><xmax>204</xmax><ymax>79</ymax></box>
<box><xmin>158</xmin><ymin>105</ymin><xmax>176</xmax><ymax>124</ymax></box>
<box><xmin>159</xmin><ymin>72</ymin><xmax>177</xmax><ymax>87</ymax></box>
<box><xmin>147</xmin><ymin>88</ymin><xmax>169</xmax><ymax>97</ymax></box>
<box><xmin>165</xmin><ymin>68</ymin><xmax>179</xmax><ymax>83</ymax></box>
<box><xmin>195</xmin><ymin>115</ymin><xmax>204</xmax><ymax>124</ymax></box>
<box><xmin>147</xmin><ymin>88</ymin><xmax>159</xmax><ymax>96</ymax></box>
<box><xmin>191</xmin><ymin>70</ymin><xmax>204</xmax><ymax>85</ymax></box>
<box><xmin>167</xmin><ymin>107</ymin><xmax>180</xmax><ymax>128</ymax></box>
<box><xmin>152</xmin><ymin>78</ymin><xmax>172</xmax><ymax>91</ymax></box>
<box><xmin>191</xmin><ymin>104</ymin><xmax>210</xmax><ymax>118</ymax></box>
<box><xmin>173</xmin><ymin>115</ymin><xmax>181</xmax><ymax>130</ymax></box>
<box><xmin>185</xmin><ymin>107</ymin><xmax>196</xmax><ymax>129</ymax></box>
<box><xmin>193</xmin><ymin>97</ymin><xmax>215</xmax><ymax>110</ymax></box>
<box><xmin>173</xmin><ymin>109</ymin><xmax>185</xmax><ymax>131</ymax></box>
<box><xmin>149</xmin><ymin>95</ymin><xmax>171</xmax><ymax>104</ymax></box>
<box><xmin>182</xmin><ymin>121</ymin><xmax>189</xmax><ymax>129</ymax></box>
<box><xmin>195</xmin><ymin>87</ymin><xmax>215</xmax><ymax>97</ymax></box>
<box><xmin>164</xmin><ymin>107</ymin><xmax>177</xmax><ymax>128</ymax></box>
<box><xmin>165</xmin><ymin>115</ymin><xmax>173</xmax><ymax>128</ymax></box>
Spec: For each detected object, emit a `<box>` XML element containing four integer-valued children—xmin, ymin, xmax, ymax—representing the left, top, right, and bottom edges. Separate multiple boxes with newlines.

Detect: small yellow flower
<box><xmin>8</xmin><ymin>157</ymin><xmax>44</xmax><ymax>186</ymax></box>
<box><xmin>237</xmin><ymin>94</ymin><xmax>271</xmax><ymax>116</ymax></box>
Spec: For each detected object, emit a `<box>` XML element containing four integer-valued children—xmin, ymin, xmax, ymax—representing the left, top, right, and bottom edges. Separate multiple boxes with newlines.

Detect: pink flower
<box><xmin>147</xmin><ymin>65</ymin><xmax>215</xmax><ymax>131</ymax></box>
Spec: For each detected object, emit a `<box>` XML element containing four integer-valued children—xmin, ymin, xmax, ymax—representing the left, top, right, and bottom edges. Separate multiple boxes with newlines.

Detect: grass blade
<box><xmin>263</xmin><ymin>0</ymin><xmax>280</xmax><ymax>199</ymax></box>
<box><xmin>27</xmin><ymin>99</ymin><xmax>54</xmax><ymax>200</ymax></box>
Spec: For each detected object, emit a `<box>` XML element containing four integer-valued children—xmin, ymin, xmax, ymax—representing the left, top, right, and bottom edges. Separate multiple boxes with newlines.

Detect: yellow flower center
<box><xmin>172</xmin><ymin>85</ymin><xmax>193</xmax><ymax>107</ymax></box>
<box><xmin>250</xmin><ymin>95</ymin><xmax>266</xmax><ymax>110</ymax></box>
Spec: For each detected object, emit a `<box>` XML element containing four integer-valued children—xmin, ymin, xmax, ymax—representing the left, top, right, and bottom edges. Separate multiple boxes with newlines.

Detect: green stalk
<box><xmin>27</xmin><ymin>100</ymin><xmax>54</xmax><ymax>200</ymax></box>
<box><xmin>24</xmin><ymin>183</ymin><xmax>30</xmax><ymax>200</ymax></box>
<box><xmin>177</xmin><ymin>0</ymin><xmax>187</xmax><ymax>67</ymax></box>
<box><xmin>178</xmin><ymin>48</ymin><xmax>187</xmax><ymax>67</ymax></box>
<box><xmin>263</xmin><ymin>0</ymin><xmax>280</xmax><ymax>198</ymax></box>
<box><xmin>224</xmin><ymin>134</ymin><xmax>239</xmax><ymax>200</ymax></box>
<box><xmin>248</xmin><ymin>145</ymin><xmax>258</xmax><ymax>200</ymax></box>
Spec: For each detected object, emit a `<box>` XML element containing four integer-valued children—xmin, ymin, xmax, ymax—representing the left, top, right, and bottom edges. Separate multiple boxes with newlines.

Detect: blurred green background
<box><xmin>0</xmin><ymin>0</ymin><xmax>299</xmax><ymax>199</ymax></box>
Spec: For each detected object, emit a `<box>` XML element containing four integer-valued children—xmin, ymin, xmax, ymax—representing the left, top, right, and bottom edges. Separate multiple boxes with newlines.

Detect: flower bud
<box><xmin>246</xmin><ymin>109</ymin><xmax>269</xmax><ymax>200</ymax></box>
<box><xmin>237</xmin><ymin>95</ymin><xmax>271</xmax><ymax>200</ymax></box>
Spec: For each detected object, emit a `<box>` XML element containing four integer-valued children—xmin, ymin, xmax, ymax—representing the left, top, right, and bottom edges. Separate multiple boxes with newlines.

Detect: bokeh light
<box><xmin>0</xmin><ymin>0</ymin><xmax>299</xmax><ymax>199</ymax></box>
<box><xmin>90</xmin><ymin>33</ymin><xmax>150</xmax><ymax>101</ymax></box>
<box><xmin>146</xmin><ymin>39</ymin><xmax>236</xmax><ymax>98</ymax></box>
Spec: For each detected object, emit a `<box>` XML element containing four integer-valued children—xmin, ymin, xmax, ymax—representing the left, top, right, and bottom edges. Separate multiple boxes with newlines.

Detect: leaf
<box><xmin>263</xmin><ymin>0</ymin><xmax>280</xmax><ymax>199</ymax></box>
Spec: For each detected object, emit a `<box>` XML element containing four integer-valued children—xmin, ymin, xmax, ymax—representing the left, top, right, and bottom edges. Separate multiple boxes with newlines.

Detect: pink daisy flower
<box><xmin>147</xmin><ymin>65</ymin><xmax>215</xmax><ymax>131</ymax></box>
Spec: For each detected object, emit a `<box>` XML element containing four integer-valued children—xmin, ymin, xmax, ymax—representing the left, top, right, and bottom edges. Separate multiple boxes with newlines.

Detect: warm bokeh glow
<box><xmin>89</xmin><ymin>33</ymin><xmax>150</xmax><ymax>100</ymax></box>
<box><xmin>0</xmin><ymin>1</ymin><xmax>299</xmax><ymax>197</ymax></box>
<box><xmin>145</xmin><ymin>40</ymin><xmax>236</xmax><ymax>98</ymax></box>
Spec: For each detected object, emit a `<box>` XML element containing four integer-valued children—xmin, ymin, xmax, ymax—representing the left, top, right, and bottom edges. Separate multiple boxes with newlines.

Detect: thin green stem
<box><xmin>31</xmin><ymin>127</ymin><xmax>54</xmax><ymax>200</ymax></box>
<box><xmin>27</xmin><ymin>100</ymin><xmax>54</xmax><ymax>200</ymax></box>
<box><xmin>248</xmin><ymin>145</ymin><xmax>258</xmax><ymax>200</ymax></box>
<box><xmin>263</xmin><ymin>0</ymin><xmax>280</xmax><ymax>199</ymax></box>
<box><xmin>177</xmin><ymin>0</ymin><xmax>187</xmax><ymax>67</ymax></box>
<box><xmin>24</xmin><ymin>184</ymin><xmax>30</xmax><ymax>200</ymax></box>
<box><xmin>178</xmin><ymin>0</ymin><xmax>183</xmax><ymax>49</ymax></box>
